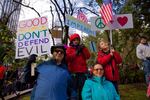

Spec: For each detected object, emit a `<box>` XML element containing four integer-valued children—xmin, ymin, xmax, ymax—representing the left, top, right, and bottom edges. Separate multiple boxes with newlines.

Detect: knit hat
<box><xmin>28</xmin><ymin>54</ymin><xmax>37</xmax><ymax>63</ymax></box>
<box><xmin>69</xmin><ymin>33</ymin><xmax>80</xmax><ymax>42</ymax></box>
<box><xmin>51</xmin><ymin>43</ymin><xmax>66</xmax><ymax>54</ymax></box>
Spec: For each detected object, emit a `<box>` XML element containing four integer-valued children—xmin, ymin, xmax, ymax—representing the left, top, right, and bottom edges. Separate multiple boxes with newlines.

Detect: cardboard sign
<box><xmin>66</xmin><ymin>14</ymin><xmax>96</xmax><ymax>36</ymax></box>
<box><xmin>90</xmin><ymin>14</ymin><xmax>133</xmax><ymax>31</ymax></box>
<box><xmin>15</xmin><ymin>16</ymin><xmax>52</xmax><ymax>59</ymax></box>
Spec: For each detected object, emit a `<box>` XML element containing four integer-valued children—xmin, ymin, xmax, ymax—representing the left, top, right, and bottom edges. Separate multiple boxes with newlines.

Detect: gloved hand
<box><xmin>76</xmin><ymin>44</ymin><xmax>85</xmax><ymax>55</ymax></box>
<box><xmin>146</xmin><ymin>57</ymin><xmax>150</xmax><ymax>61</ymax></box>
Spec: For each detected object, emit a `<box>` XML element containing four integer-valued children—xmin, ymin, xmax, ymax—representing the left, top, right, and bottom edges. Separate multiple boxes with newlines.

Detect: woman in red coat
<box><xmin>66</xmin><ymin>33</ymin><xmax>91</xmax><ymax>100</ymax></box>
<box><xmin>96</xmin><ymin>39</ymin><xmax>122</xmax><ymax>93</ymax></box>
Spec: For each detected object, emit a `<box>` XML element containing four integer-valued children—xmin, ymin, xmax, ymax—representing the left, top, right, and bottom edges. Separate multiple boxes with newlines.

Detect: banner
<box><xmin>15</xmin><ymin>16</ymin><xmax>52</xmax><ymax>59</ymax></box>
<box><xmin>90</xmin><ymin>14</ymin><xmax>133</xmax><ymax>31</ymax></box>
<box><xmin>66</xmin><ymin>14</ymin><xmax>95</xmax><ymax>36</ymax></box>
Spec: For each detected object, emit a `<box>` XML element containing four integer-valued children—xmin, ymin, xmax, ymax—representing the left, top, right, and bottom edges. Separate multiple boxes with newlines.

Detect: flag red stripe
<box><xmin>100</xmin><ymin>3</ymin><xmax>113</xmax><ymax>25</ymax></box>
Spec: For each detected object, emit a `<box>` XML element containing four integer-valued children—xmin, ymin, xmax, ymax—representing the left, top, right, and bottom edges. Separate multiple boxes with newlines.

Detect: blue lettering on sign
<box><xmin>17</xmin><ymin>38</ymin><xmax>49</xmax><ymax>47</ymax></box>
<box><xmin>18</xmin><ymin>29</ymin><xmax>48</xmax><ymax>41</ymax></box>
<box><xmin>65</xmin><ymin>16</ymin><xmax>95</xmax><ymax>36</ymax></box>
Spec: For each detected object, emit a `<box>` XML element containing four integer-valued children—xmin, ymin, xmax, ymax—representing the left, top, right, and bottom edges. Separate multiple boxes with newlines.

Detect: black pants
<box><xmin>71</xmin><ymin>73</ymin><xmax>87</xmax><ymax>100</ymax></box>
<box><xmin>0</xmin><ymin>79</ymin><xmax>5</xmax><ymax>100</ymax></box>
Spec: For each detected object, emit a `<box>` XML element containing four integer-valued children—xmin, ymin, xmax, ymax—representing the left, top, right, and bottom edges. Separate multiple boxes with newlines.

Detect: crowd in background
<box><xmin>0</xmin><ymin>65</ymin><xmax>33</xmax><ymax>100</ymax></box>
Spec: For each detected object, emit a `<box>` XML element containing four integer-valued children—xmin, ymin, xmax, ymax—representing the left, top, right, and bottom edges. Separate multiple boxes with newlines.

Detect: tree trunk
<box><xmin>63</xmin><ymin>25</ymin><xmax>69</xmax><ymax>44</ymax></box>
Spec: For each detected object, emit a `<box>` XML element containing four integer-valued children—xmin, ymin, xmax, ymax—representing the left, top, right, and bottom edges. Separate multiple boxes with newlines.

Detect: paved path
<box><xmin>0</xmin><ymin>89</ymin><xmax>32</xmax><ymax>100</ymax></box>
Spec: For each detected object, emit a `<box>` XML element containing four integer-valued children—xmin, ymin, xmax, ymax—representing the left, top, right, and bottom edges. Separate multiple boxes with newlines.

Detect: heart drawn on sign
<box><xmin>117</xmin><ymin>16</ymin><xmax>128</xmax><ymax>26</ymax></box>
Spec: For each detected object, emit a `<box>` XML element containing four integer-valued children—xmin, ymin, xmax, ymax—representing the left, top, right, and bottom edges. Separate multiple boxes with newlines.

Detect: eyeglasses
<box><xmin>73</xmin><ymin>38</ymin><xmax>80</xmax><ymax>41</ymax></box>
<box><xmin>54</xmin><ymin>49</ymin><xmax>64</xmax><ymax>54</ymax></box>
<box><xmin>93</xmin><ymin>68</ymin><xmax>104</xmax><ymax>71</ymax></box>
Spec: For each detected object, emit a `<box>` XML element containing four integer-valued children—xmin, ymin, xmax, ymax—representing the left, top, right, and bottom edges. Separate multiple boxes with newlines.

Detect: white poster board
<box><xmin>66</xmin><ymin>14</ymin><xmax>95</xmax><ymax>36</ymax></box>
<box><xmin>90</xmin><ymin>14</ymin><xmax>133</xmax><ymax>31</ymax></box>
<box><xmin>15</xmin><ymin>16</ymin><xmax>52</xmax><ymax>59</ymax></box>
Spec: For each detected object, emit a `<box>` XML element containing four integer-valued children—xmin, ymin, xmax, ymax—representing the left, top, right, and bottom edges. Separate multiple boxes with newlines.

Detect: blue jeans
<box><xmin>143</xmin><ymin>59</ymin><xmax>150</xmax><ymax>85</ymax></box>
<box><xmin>71</xmin><ymin>73</ymin><xmax>87</xmax><ymax>100</ymax></box>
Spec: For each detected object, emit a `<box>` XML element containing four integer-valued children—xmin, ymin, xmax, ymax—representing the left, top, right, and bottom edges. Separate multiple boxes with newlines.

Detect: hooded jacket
<box><xmin>0</xmin><ymin>65</ymin><xmax>6</xmax><ymax>80</ymax></box>
<box><xmin>31</xmin><ymin>59</ymin><xmax>76</xmax><ymax>100</ymax></box>
<box><xmin>66</xmin><ymin>46</ymin><xmax>91</xmax><ymax>73</ymax></box>
<box><xmin>82</xmin><ymin>76</ymin><xmax>120</xmax><ymax>100</ymax></box>
<box><xmin>66</xmin><ymin>33</ymin><xmax>90</xmax><ymax>73</ymax></box>
<box><xmin>97</xmin><ymin>50</ymin><xmax>122</xmax><ymax>81</ymax></box>
<box><xmin>69</xmin><ymin>33</ymin><xmax>80</xmax><ymax>42</ymax></box>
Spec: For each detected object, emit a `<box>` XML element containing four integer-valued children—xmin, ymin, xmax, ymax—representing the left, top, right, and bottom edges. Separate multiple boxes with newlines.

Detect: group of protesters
<box><xmin>22</xmin><ymin>33</ymin><xmax>122</xmax><ymax>100</ymax></box>
<box><xmin>0</xmin><ymin>33</ymin><xmax>149</xmax><ymax>100</ymax></box>
<box><xmin>1</xmin><ymin>33</ymin><xmax>149</xmax><ymax>100</ymax></box>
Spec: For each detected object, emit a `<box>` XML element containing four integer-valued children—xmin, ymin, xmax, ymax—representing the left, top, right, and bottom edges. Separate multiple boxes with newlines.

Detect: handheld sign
<box><xmin>90</xmin><ymin>14</ymin><xmax>133</xmax><ymax>31</ymax></box>
<box><xmin>15</xmin><ymin>16</ymin><xmax>52</xmax><ymax>59</ymax></box>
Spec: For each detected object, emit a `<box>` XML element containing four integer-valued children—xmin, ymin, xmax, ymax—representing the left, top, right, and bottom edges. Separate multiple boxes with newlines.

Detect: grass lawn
<box><xmin>119</xmin><ymin>83</ymin><xmax>149</xmax><ymax>100</ymax></box>
<box><xmin>22</xmin><ymin>83</ymin><xmax>149</xmax><ymax>100</ymax></box>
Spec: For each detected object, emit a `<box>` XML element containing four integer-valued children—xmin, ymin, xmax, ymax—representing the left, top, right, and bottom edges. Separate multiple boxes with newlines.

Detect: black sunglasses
<box><xmin>54</xmin><ymin>49</ymin><xmax>64</xmax><ymax>54</ymax></box>
<box><xmin>93</xmin><ymin>68</ymin><xmax>104</xmax><ymax>71</ymax></box>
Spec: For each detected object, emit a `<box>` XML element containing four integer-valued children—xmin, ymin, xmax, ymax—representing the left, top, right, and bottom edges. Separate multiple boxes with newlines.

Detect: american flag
<box><xmin>77</xmin><ymin>10</ymin><xmax>88</xmax><ymax>23</ymax></box>
<box><xmin>100</xmin><ymin>0</ymin><xmax>113</xmax><ymax>25</ymax></box>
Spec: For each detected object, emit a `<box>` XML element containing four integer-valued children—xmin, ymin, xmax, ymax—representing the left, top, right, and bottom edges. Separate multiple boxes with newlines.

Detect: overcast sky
<box><xmin>19</xmin><ymin>0</ymin><xmax>98</xmax><ymax>36</ymax></box>
<box><xmin>19</xmin><ymin>0</ymin><xmax>51</xmax><ymax>20</ymax></box>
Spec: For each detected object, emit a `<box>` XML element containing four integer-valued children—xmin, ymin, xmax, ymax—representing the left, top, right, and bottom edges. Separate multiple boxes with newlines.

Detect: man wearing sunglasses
<box><xmin>30</xmin><ymin>43</ymin><xmax>76</xmax><ymax>100</ymax></box>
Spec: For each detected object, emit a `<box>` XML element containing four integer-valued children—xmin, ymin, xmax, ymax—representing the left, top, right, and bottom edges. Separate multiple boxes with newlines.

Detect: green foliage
<box><xmin>0</xmin><ymin>23</ymin><xmax>15</xmax><ymax>64</ymax></box>
<box><xmin>0</xmin><ymin>22</ymin><xmax>28</xmax><ymax>69</ymax></box>
<box><xmin>119</xmin><ymin>65</ymin><xmax>145</xmax><ymax>84</ymax></box>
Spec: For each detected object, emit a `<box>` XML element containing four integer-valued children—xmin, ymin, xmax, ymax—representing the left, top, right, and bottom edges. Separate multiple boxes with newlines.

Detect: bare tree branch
<box><xmin>13</xmin><ymin>0</ymin><xmax>41</xmax><ymax>17</ymax></box>
<box><xmin>63</xmin><ymin>0</ymin><xmax>68</xmax><ymax>14</ymax></box>
<box><xmin>80</xmin><ymin>7</ymin><xmax>99</xmax><ymax>16</ymax></box>
<box><xmin>67</xmin><ymin>0</ymin><xmax>74</xmax><ymax>15</ymax></box>
<box><xmin>0</xmin><ymin>0</ymin><xmax>21</xmax><ymax>24</ymax></box>
<box><xmin>53</xmin><ymin>0</ymin><xmax>65</xmax><ymax>20</ymax></box>
<box><xmin>50</xmin><ymin>0</ymin><xmax>64</xmax><ymax>33</ymax></box>
<box><xmin>50</xmin><ymin>6</ymin><xmax>54</xmax><ymax>30</ymax></box>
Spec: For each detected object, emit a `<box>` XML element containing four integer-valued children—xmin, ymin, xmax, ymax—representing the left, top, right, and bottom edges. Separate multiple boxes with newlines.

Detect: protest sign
<box><xmin>15</xmin><ymin>16</ymin><xmax>52</xmax><ymax>59</ymax></box>
<box><xmin>90</xmin><ymin>14</ymin><xmax>133</xmax><ymax>31</ymax></box>
<box><xmin>66</xmin><ymin>14</ymin><xmax>95</xmax><ymax>36</ymax></box>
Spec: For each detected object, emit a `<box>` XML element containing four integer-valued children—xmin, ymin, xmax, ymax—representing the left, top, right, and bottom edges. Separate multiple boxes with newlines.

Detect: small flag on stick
<box><xmin>100</xmin><ymin>0</ymin><xmax>113</xmax><ymax>25</ymax></box>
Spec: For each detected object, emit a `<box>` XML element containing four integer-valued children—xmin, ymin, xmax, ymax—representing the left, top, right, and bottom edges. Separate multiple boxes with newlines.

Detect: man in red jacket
<box><xmin>96</xmin><ymin>39</ymin><xmax>122</xmax><ymax>93</ymax></box>
<box><xmin>66</xmin><ymin>33</ymin><xmax>91</xmax><ymax>100</ymax></box>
